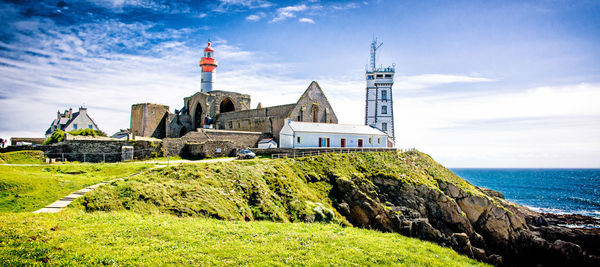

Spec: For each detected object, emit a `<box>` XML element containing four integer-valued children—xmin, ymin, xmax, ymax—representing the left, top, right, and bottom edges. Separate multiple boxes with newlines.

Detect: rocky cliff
<box><xmin>78</xmin><ymin>151</ymin><xmax>600</xmax><ymax>266</ymax></box>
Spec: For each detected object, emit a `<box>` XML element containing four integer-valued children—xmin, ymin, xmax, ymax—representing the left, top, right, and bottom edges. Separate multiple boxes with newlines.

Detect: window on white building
<box><xmin>297</xmin><ymin>136</ymin><xmax>301</xmax><ymax>144</ymax></box>
<box><xmin>368</xmin><ymin>137</ymin><xmax>372</xmax><ymax>144</ymax></box>
<box><xmin>381</xmin><ymin>106</ymin><xmax>387</xmax><ymax>114</ymax></box>
<box><xmin>73</xmin><ymin>124</ymin><xmax>78</xmax><ymax>129</ymax></box>
<box><xmin>381</xmin><ymin>90</ymin><xmax>387</xmax><ymax>101</ymax></box>
<box><xmin>382</xmin><ymin>123</ymin><xmax>387</xmax><ymax>131</ymax></box>
<box><xmin>88</xmin><ymin>125</ymin><xmax>93</xmax><ymax>129</ymax></box>
<box><xmin>378</xmin><ymin>137</ymin><xmax>381</xmax><ymax>144</ymax></box>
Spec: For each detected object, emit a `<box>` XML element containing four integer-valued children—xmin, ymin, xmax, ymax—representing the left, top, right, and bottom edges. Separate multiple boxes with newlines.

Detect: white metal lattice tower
<box><xmin>365</xmin><ymin>37</ymin><xmax>395</xmax><ymax>146</ymax></box>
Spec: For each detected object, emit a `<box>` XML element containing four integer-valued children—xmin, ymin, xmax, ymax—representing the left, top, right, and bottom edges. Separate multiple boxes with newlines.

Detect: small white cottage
<box><xmin>279</xmin><ymin>119</ymin><xmax>389</xmax><ymax>148</ymax></box>
<box><xmin>257</xmin><ymin>138</ymin><xmax>278</xmax><ymax>149</ymax></box>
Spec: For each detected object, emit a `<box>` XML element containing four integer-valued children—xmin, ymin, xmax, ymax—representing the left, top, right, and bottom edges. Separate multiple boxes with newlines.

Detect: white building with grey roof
<box><xmin>279</xmin><ymin>119</ymin><xmax>388</xmax><ymax>148</ymax></box>
<box><xmin>45</xmin><ymin>107</ymin><xmax>100</xmax><ymax>137</ymax></box>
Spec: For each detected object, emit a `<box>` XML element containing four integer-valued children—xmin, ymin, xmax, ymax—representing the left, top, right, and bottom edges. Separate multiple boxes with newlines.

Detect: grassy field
<box><xmin>0</xmin><ymin>209</ymin><xmax>487</xmax><ymax>266</ymax></box>
<box><xmin>0</xmin><ymin>151</ymin><xmax>45</xmax><ymax>164</ymax></box>
<box><xmin>0</xmin><ymin>163</ymin><xmax>152</xmax><ymax>212</ymax></box>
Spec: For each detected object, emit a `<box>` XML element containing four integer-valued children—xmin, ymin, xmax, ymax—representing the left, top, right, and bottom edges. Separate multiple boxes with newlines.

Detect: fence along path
<box><xmin>270</xmin><ymin>147</ymin><xmax>416</xmax><ymax>159</ymax></box>
<box><xmin>43</xmin><ymin>148</ymin><xmax>158</xmax><ymax>163</ymax></box>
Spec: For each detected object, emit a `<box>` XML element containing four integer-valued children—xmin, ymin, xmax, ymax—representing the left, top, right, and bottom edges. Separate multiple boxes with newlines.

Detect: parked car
<box><xmin>237</xmin><ymin>148</ymin><xmax>256</xmax><ymax>159</ymax></box>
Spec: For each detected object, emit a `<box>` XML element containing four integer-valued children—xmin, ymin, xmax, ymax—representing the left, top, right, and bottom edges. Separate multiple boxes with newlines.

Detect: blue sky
<box><xmin>1</xmin><ymin>0</ymin><xmax>599</xmax><ymax>167</ymax></box>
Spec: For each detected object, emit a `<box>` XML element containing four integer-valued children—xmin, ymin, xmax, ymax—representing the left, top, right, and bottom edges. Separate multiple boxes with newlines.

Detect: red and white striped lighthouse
<box><xmin>199</xmin><ymin>42</ymin><xmax>218</xmax><ymax>92</ymax></box>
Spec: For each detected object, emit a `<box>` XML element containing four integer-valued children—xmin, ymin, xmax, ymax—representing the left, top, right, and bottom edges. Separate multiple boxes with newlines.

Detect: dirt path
<box><xmin>33</xmin><ymin>157</ymin><xmax>236</xmax><ymax>213</ymax></box>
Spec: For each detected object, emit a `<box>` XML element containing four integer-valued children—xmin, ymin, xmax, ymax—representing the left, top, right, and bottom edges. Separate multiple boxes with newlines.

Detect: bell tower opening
<box><xmin>194</xmin><ymin>103</ymin><xmax>203</xmax><ymax>129</ymax></box>
<box><xmin>220</xmin><ymin>98</ymin><xmax>235</xmax><ymax>113</ymax></box>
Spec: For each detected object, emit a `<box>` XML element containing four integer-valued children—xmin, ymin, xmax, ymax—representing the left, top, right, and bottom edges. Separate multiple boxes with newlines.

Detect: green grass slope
<box><xmin>0</xmin><ymin>151</ymin><xmax>45</xmax><ymax>164</ymax></box>
<box><xmin>78</xmin><ymin>151</ymin><xmax>481</xmax><ymax>222</ymax></box>
<box><xmin>0</xmin><ymin>210</ymin><xmax>487</xmax><ymax>266</ymax></box>
<box><xmin>0</xmin><ymin>163</ymin><xmax>152</xmax><ymax>212</ymax></box>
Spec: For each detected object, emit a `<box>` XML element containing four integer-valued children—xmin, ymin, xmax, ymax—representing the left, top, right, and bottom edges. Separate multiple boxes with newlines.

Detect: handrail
<box><xmin>270</xmin><ymin>147</ymin><xmax>403</xmax><ymax>159</ymax></box>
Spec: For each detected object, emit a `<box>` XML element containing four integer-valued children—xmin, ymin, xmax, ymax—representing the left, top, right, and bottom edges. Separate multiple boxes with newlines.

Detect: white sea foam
<box><xmin>524</xmin><ymin>205</ymin><xmax>600</xmax><ymax>219</ymax></box>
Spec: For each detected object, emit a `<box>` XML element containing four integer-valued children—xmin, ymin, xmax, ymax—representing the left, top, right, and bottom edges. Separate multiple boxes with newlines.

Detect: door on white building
<box><xmin>358</xmin><ymin>139</ymin><xmax>363</xmax><ymax>147</ymax></box>
<box><xmin>340</xmin><ymin>138</ymin><xmax>346</xmax><ymax>147</ymax></box>
<box><xmin>318</xmin><ymin>138</ymin><xmax>330</xmax><ymax>147</ymax></box>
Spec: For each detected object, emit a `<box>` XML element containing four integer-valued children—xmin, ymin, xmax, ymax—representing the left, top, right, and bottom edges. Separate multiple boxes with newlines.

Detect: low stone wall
<box><xmin>185</xmin><ymin>140</ymin><xmax>236</xmax><ymax>158</ymax></box>
<box><xmin>38</xmin><ymin>139</ymin><xmax>162</xmax><ymax>163</ymax></box>
<box><xmin>163</xmin><ymin>129</ymin><xmax>269</xmax><ymax>157</ymax></box>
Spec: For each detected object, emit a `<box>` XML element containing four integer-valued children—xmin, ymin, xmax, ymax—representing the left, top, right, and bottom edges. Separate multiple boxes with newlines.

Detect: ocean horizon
<box><xmin>450</xmin><ymin>168</ymin><xmax>600</xmax><ymax>219</ymax></box>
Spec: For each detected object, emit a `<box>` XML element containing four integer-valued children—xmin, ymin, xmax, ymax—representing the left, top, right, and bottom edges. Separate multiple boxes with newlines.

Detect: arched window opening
<box><xmin>179</xmin><ymin>127</ymin><xmax>188</xmax><ymax>137</ymax></box>
<box><xmin>194</xmin><ymin>103</ymin><xmax>203</xmax><ymax>130</ymax></box>
<box><xmin>220</xmin><ymin>98</ymin><xmax>235</xmax><ymax>113</ymax></box>
<box><xmin>312</xmin><ymin>106</ymin><xmax>319</xmax><ymax>122</ymax></box>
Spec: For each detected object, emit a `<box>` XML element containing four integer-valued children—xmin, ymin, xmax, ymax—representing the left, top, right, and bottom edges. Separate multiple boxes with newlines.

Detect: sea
<box><xmin>450</xmin><ymin>168</ymin><xmax>600</xmax><ymax>219</ymax></box>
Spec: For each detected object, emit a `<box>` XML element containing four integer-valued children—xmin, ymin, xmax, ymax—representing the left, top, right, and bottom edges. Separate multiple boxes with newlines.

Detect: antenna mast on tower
<box><xmin>370</xmin><ymin>38</ymin><xmax>383</xmax><ymax>71</ymax></box>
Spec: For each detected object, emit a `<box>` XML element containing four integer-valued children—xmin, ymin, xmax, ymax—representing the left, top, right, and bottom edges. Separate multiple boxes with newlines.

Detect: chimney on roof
<box><xmin>57</xmin><ymin>110</ymin><xmax>60</xmax><ymax>119</ymax></box>
<box><xmin>69</xmin><ymin>108</ymin><xmax>73</xmax><ymax>118</ymax></box>
<box><xmin>79</xmin><ymin>106</ymin><xmax>87</xmax><ymax>115</ymax></box>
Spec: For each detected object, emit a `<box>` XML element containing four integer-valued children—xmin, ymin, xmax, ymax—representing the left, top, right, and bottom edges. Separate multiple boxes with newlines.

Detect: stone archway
<box><xmin>194</xmin><ymin>103</ymin><xmax>203</xmax><ymax>130</ymax></box>
<box><xmin>220</xmin><ymin>98</ymin><xmax>235</xmax><ymax>113</ymax></box>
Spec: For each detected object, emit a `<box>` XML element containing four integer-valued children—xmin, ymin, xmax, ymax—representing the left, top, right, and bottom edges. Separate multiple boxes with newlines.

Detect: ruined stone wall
<box><xmin>162</xmin><ymin>129</ymin><xmax>267</xmax><ymax>157</ymax></box>
<box><xmin>166</xmin><ymin>113</ymin><xmax>193</xmax><ymax>138</ymax></box>
<box><xmin>180</xmin><ymin>90</ymin><xmax>251</xmax><ymax>136</ymax></box>
<box><xmin>288</xmin><ymin>82</ymin><xmax>338</xmax><ymax>124</ymax></box>
<box><xmin>185</xmin><ymin>140</ymin><xmax>236</xmax><ymax>158</ymax></box>
<box><xmin>210</xmin><ymin>91</ymin><xmax>251</xmax><ymax>114</ymax></box>
<box><xmin>130</xmin><ymin>103</ymin><xmax>170</xmax><ymax>139</ymax></box>
<box><xmin>214</xmin><ymin>103</ymin><xmax>295</xmax><ymax>142</ymax></box>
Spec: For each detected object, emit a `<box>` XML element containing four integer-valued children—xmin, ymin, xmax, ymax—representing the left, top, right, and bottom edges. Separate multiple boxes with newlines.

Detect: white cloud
<box><xmin>299</xmin><ymin>18</ymin><xmax>315</xmax><ymax>24</ymax></box>
<box><xmin>331</xmin><ymin>2</ymin><xmax>360</xmax><ymax>10</ymax></box>
<box><xmin>214</xmin><ymin>0</ymin><xmax>272</xmax><ymax>12</ymax></box>
<box><xmin>394</xmin><ymin>74</ymin><xmax>494</xmax><ymax>91</ymax></box>
<box><xmin>90</xmin><ymin>0</ymin><xmax>193</xmax><ymax>14</ymax></box>
<box><xmin>271</xmin><ymin>4</ymin><xmax>307</xmax><ymax>23</ymax></box>
<box><xmin>246</xmin><ymin>12</ymin><xmax>265</xmax><ymax>22</ymax></box>
<box><xmin>246</xmin><ymin>14</ymin><xmax>261</xmax><ymax>21</ymax></box>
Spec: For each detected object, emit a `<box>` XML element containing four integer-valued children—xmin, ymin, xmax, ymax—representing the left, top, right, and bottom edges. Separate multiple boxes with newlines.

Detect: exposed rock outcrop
<box><xmin>327</xmin><ymin>152</ymin><xmax>600</xmax><ymax>266</ymax></box>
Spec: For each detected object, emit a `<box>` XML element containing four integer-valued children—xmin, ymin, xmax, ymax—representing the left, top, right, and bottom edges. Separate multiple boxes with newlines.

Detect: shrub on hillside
<box><xmin>44</xmin><ymin>130</ymin><xmax>65</xmax><ymax>144</ymax></box>
<box><xmin>69</xmin><ymin>129</ymin><xmax>107</xmax><ymax>137</ymax></box>
<box><xmin>44</xmin><ymin>129</ymin><xmax>107</xmax><ymax>144</ymax></box>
